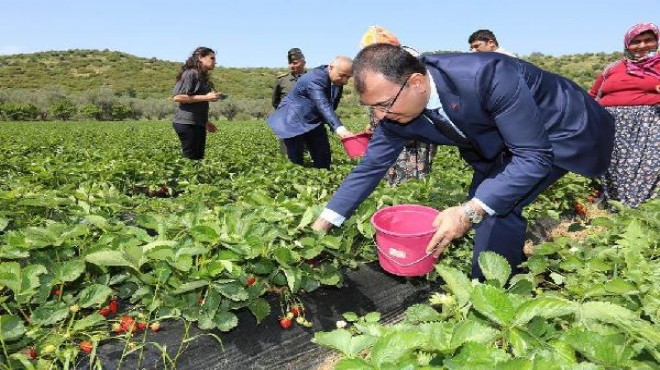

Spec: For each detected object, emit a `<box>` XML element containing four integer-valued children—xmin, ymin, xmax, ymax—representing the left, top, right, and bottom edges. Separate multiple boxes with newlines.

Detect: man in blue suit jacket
<box><xmin>267</xmin><ymin>56</ymin><xmax>354</xmax><ymax>169</ymax></box>
<box><xmin>312</xmin><ymin>44</ymin><xmax>615</xmax><ymax>279</ymax></box>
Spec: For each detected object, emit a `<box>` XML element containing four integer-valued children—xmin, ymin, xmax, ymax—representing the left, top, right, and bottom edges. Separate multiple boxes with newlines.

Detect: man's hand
<box><xmin>312</xmin><ymin>218</ymin><xmax>333</xmax><ymax>232</ymax></box>
<box><xmin>425</xmin><ymin>206</ymin><xmax>472</xmax><ymax>257</ymax></box>
<box><xmin>206</xmin><ymin>122</ymin><xmax>218</xmax><ymax>133</ymax></box>
<box><xmin>335</xmin><ymin>126</ymin><xmax>354</xmax><ymax>139</ymax></box>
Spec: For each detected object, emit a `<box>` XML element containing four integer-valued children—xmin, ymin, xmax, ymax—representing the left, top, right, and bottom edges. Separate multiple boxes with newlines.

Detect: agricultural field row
<box><xmin>0</xmin><ymin>121</ymin><xmax>656</xmax><ymax>369</ymax></box>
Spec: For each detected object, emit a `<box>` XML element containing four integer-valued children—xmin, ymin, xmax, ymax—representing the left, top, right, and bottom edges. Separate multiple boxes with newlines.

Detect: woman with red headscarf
<box><xmin>589</xmin><ymin>23</ymin><xmax>660</xmax><ymax>208</ymax></box>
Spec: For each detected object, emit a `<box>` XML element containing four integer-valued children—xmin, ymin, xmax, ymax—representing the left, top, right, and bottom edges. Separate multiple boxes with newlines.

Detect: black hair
<box><xmin>468</xmin><ymin>29</ymin><xmax>499</xmax><ymax>46</ymax></box>
<box><xmin>175</xmin><ymin>47</ymin><xmax>215</xmax><ymax>89</ymax></box>
<box><xmin>353</xmin><ymin>43</ymin><xmax>426</xmax><ymax>94</ymax></box>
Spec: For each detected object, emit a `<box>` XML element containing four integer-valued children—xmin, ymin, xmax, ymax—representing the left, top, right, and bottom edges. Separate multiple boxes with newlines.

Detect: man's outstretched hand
<box><xmin>425</xmin><ymin>206</ymin><xmax>472</xmax><ymax>257</ymax></box>
<box><xmin>312</xmin><ymin>218</ymin><xmax>333</xmax><ymax>232</ymax></box>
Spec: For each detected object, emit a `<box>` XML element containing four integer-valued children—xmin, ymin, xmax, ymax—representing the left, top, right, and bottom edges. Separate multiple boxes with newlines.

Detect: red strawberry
<box><xmin>575</xmin><ymin>203</ymin><xmax>586</xmax><ymax>216</ymax></box>
<box><xmin>120</xmin><ymin>315</ymin><xmax>136</xmax><ymax>333</ymax></box>
<box><xmin>22</xmin><ymin>347</ymin><xmax>37</xmax><ymax>360</ymax></box>
<box><xmin>150</xmin><ymin>322</ymin><xmax>161</xmax><ymax>332</ymax></box>
<box><xmin>587</xmin><ymin>196</ymin><xmax>595</xmax><ymax>203</ymax></box>
<box><xmin>108</xmin><ymin>299</ymin><xmax>118</xmax><ymax>314</ymax></box>
<box><xmin>279</xmin><ymin>317</ymin><xmax>292</xmax><ymax>329</ymax></box>
<box><xmin>79</xmin><ymin>341</ymin><xmax>93</xmax><ymax>353</ymax></box>
<box><xmin>290</xmin><ymin>305</ymin><xmax>302</xmax><ymax>317</ymax></box>
<box><xmin>246</xmin><ymin>276</ymin><xmax>256</xmax><ymax>286</ymax></box>
<box><xmin>99</xmin><ymin>307</ymin><xmax>111</xmax><ymax>317</ymax></box>
<box><xmin>137</xmin><ymin>322</ymin><xmax>147</xmax><ymax>331</ymax></box>
<box><xmin>52</xmin><ymin>289</ymin><xmax>62</xmax><ymax>296</ymax></box>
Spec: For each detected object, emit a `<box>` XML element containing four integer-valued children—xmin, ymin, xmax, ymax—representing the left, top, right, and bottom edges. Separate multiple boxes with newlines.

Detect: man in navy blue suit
<box><xmin>267</xmin><ymin>56</ymin><xmax>354</xmax><ymax>169</ymax></box>
<box><xmin>312</xmin><ymin>43</ymin><xmax>615</xmax><ymax>279</ymax></box>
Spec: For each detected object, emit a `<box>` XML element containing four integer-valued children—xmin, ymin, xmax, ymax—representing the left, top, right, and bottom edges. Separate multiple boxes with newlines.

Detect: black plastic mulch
<box><xmin>84</xmin><ymin>262</ymin><xmax>439</xmax><ymax>370</ymax></box>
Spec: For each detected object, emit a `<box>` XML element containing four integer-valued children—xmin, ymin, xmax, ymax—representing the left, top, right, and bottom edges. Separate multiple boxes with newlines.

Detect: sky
<box><xmin>1</xmin><ymin>1</ymin><xmax>660</xmax><ymax>68</ymax></box>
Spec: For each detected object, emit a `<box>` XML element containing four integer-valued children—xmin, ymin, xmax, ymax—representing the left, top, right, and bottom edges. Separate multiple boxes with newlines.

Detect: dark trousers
<box><xmin>469</xmin><ymin>161</ymin><xmax>567</xmax><ymax>280</ymax></box>
<box><xmin>173</xmin><ymin>123</ymin><xmax>207</xmax><ymax>160</ymax></box>
<box><xmin>283</xmin><ymin>125</ymin><xmax>331</xmax><ymax>169</ymax></box>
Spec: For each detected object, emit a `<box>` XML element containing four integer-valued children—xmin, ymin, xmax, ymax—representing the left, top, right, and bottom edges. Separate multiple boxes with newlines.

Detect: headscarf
<box><xmin>360</xmin><ymin>26</ymin><xmax>400</xmax><ymax>48</ymax></box>
<box><xmin>359</xmin><ymin>25</ymin><xmax>420</xmax><ymax>57</ymax></box>
<box><xmin>622</xmin><ymin>22</ymin><xmax>660</xmax><ymax>78</ymax></box>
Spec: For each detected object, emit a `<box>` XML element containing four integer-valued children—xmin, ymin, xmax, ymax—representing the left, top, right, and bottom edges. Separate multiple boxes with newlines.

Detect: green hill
<box><xmin>0</xmin><ymin>49</ymin><xmax>624</xmax><ymax>122</ymax></box>
<box><xmin>0</xmin><ymin>49</ymin><xmax>285</xmax><ymax>100</ymax></box>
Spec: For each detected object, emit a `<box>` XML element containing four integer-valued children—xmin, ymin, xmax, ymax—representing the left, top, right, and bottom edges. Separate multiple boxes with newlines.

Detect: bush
<box><xmin>79</xmin><ymin>104</ymin><xmax>103</xmax><ymax>120</ymax></box>
<box><xmin>0</xmin><ymin>102</ymin><xmax>39</xmax><ymax>121</ymax></box>
<box><xmin>49</xmin><ymin>99</ymin><xmax>78</xmax><ymax>121</ymax></box>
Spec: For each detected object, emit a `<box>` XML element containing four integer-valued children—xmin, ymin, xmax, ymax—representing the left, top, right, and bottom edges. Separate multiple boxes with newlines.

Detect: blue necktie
<box><xmin>423</xmin><ymin>108</ymin><xmax>471</xmax><ymax>147</ymax></box>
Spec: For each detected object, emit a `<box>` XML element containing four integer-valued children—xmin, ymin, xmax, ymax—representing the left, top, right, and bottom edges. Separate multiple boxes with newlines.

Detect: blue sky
<box><xmin>1</xmin><ymin>1</ymin><xmax>659</xmax><ymax>68</ymax></box>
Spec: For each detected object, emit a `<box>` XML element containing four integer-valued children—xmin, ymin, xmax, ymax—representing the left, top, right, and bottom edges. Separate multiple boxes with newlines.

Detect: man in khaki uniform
<box><xmin>272</xmin><ymin>48</ymin><xmax>307</xmax><ymax>108</ymax></box>
<box><xmin>272</xmin><ymin>48</ymin><xmax>307</xmax><ymax>154</ymax></box>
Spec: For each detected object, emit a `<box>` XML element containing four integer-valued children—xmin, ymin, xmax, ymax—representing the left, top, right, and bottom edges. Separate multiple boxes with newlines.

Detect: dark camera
<box><xmin>217</xmin><ymin>93</ymin><xmax>228</xmax><ymax>100</ymax></box>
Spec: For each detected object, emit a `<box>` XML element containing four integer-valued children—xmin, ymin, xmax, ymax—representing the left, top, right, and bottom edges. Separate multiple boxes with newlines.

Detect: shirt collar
<box><xmin>426</xmin><ymin>69</ymin><xmax>442</xmax><ymax>110</ymax></box>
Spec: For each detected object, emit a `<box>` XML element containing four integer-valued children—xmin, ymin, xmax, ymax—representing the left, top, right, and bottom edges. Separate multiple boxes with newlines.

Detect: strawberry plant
<box><xmin>0</xmin><ymin>121</ymin><xmax>655</xmax><ymax>368</ymax></box>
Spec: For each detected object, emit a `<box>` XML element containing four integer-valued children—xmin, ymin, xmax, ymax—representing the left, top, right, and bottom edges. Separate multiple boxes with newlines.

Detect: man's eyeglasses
<box><xmin>370</xmin><ymin>75</ymin><xmax>411</xmax><ymax>113</ymax></box>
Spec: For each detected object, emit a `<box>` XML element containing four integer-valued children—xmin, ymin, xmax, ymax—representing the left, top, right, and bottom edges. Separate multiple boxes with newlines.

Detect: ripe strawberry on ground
<box><xmin>246</xmin><ymin>276</ymin><xmax>256</xmax><ymax>286</ymax></box>
<box><xmin>99</xmin><ymin>307</ymin><xmax>111</xmax><ymax>317</ymax></box>
<box><xmin>574</xmin><ymin>202</ymin><xmax>586</xmax><ymax>216</ymax></box>
<box><xmin>290</xmin><ymin>305</ymin><xmax>302</xmax><ymax>317</ymax></box>
<box><xmin>108</xmin><ymin>299</ymin><xmax>118</xmax><ymax>314</ymax></box>
<box><xmin>120</xmin><ymin>315</ymin><xmax>136</xmax><ymax>333</ymax></box>
<box><xmin>79</xmin><ymin>341</ymin><xmax>93</xmax><ymax>353</ymax></box>
<box><xmin>137</xmin><ymin>322</ymin><xmax>147</xmax><ymax>331</ymax></box>
<box><xmin>22</xmin><ymin>347</ymin><xmax>37</xmax><ymax>360</ymax></box>
<box><xmin>52</xmin><ymin>289</ymin><xmax>62</xmax><ymax>296</ymax></box>
<box><xmin>279</xmin><ymin>317</ymin><xmax>292</xmax><ymax>329</ymax></box>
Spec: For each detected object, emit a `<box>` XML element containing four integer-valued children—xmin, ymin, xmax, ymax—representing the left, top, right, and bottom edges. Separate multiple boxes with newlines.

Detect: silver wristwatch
<box><xmin>461</xmin><ymin>203</ymin><xmax>483</xmax><ymax>224</ymax></box>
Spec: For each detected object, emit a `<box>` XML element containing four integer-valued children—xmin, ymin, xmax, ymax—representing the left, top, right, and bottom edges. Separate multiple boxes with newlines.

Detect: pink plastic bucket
<box><xmin>341</xmin><ymin>132</ymin><xmax>372</xmax><ymax>159</ymax></box>
<box><xmin>370</xmin><ymin>204</ymin><xmax>440</xmax><ymax>276</ymax></box>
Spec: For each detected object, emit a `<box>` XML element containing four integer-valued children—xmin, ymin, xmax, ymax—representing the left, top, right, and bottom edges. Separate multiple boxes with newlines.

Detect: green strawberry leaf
<box><xmin>77</xmin><ymin>284</ymin><xmax>112</xmax><ymax>308</ymax></box>
<box><xmin>478</xmin><ymin>251</ymin><xmax>511</xmax><ymax>288</ymax></box>
<box><xmin>435</xmin><ymin>265</ymin><xmax>473</xmax><ymax>307</ymax></box>
<box><xmin>0</xmin><ymin>315</ymin><xmax>26</xmax><ymax>342</ymax></box>
<box><xmin>471</xmin><ymin>284</ymin><xmax>515</xmax><ymax>326</ymax></box>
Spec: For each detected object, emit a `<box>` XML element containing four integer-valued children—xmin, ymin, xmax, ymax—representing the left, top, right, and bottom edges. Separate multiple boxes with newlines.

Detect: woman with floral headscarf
<box><xmin>359</xmin><ymin>26</ymin><xmax>437</xmax><ymax>187</ymax></box>
<box><xmin>589</xmin><ymin>23</ymin><xmax>660</xmax><ymax>208</ymax></box>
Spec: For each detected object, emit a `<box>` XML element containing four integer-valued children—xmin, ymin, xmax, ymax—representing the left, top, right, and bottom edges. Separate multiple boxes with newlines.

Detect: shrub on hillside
<box><xmin>49</xmin><ymin>99</ymin><xmax>78</xmax><ymax>121</ymax></box>
<box><xmin>0</xmin><ymin>103</ymin><xmax>39</xmax><ymax>121</ymax></box>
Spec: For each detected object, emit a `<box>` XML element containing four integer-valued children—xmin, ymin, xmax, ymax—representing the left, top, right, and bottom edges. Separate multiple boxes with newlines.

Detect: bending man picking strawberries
<box><xmin>312</xmin><ymin>43</ymin><xmax>614</xmax><ymax>279</ymax></box>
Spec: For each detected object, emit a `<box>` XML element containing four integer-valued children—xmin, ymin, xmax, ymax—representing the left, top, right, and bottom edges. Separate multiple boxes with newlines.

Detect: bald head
<box><xmin>328</xmin><ymin>55</ymin><xmax>353</xmax><ymax>85</ymax></box>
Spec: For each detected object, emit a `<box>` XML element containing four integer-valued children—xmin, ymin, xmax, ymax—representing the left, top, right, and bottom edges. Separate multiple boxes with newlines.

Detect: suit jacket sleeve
<box><xmin>308</xmin><ymin>79</ymin><xmax>343</xmax><ymax>131</ymax></box>
<box><xmin>472</xmin><ymin>58</ymin><xmax>554</xmax><ymax>214</ymax></box>
<box><xmin>326</xmin><ymin>124</ymin><xmax>406</xmax><ymax>217</ymax></box>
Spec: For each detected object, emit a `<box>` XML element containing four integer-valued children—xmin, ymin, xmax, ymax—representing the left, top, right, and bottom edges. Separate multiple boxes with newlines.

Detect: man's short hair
<box><xmin>352</xmin><ymin>43</ymin><xmax>426</xmax><ymax>94</ymax></box>
<box><xmin>468</xmin><ymin>29</ymin><xmax>499</xmax><ymax>46</ymax></box>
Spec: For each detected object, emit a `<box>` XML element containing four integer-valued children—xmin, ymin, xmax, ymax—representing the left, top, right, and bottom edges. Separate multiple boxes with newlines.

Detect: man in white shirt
<box><xmin>468</xmin><ymin>29</ymin><xmax>517</xmax><ymax>57</ymax></box>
